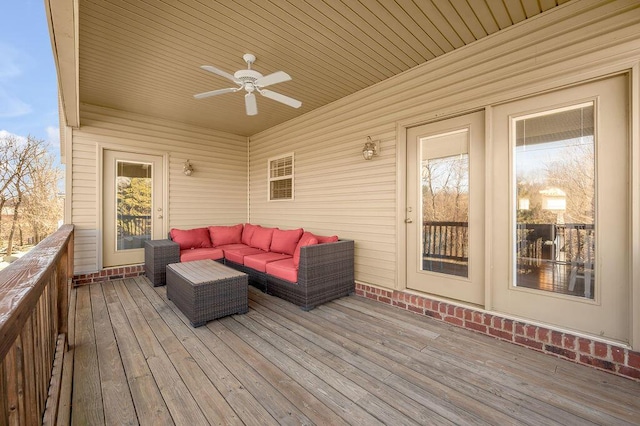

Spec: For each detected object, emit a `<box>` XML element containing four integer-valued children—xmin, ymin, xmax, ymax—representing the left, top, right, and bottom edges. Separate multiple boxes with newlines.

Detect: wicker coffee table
<box><xmin>166</xmin><ymin>260</ymin><xmax>248</xmax><ymax>327</ymax></box>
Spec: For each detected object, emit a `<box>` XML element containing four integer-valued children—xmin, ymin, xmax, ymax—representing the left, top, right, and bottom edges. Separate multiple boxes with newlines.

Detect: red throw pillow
<box><xmin>294</xmin><ymin>232</ymin><xmax>319</xmax><ymax>268</ymax></box>
<box><xmin>270</xmin><ymin>228</ymin><xmax>304</xmax><ymax>255</ymax></box>
<box><xmin>169</xmin><ymin>227</ymin><xmax>212</xmax><ymax>250</ymax></box>
<box><xmin>250</xmin><ymin>226</ymin><xmax>275</xmax><ymax>251</ymax></box>
<box><xmin>315</xmin><ymin>234</ymin><xmax>339</xmax><ymax>244</ymax></box>
<box><xmin>242</xmin><ymin>223</ymin><xmax>259</xmax><ymax>245</ymax></box>
<box><xmin>208</xmin><ymin>224</ymin><xmax>243</xmax><ymax>247</ymax></box>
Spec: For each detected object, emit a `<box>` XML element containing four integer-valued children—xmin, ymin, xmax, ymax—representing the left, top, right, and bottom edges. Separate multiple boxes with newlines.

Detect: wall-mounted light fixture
<box><xmin>362</xmin><ymin>136</ymin><xmax>379</xmax><ymax>160</ymax></box>
<box><xmin>183</xmin><ymin>159</ymin><xmax>194</xmax><ymax>176</ymax></box>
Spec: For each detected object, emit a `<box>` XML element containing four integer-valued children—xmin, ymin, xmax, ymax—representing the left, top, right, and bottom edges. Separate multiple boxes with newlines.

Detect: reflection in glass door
<box><xmin>116</xmin><ymin>161</ymin><xmax>152</xmax><ymax>251</ymax></box>
<box><xmin>421</xmin><ymin>130</ymin><xmax>469</xmax><ymax>278</ymax></box>
<box><xmin>514</xmin><ymin>103</ymin><xmax>595</xmax><ymax>299</ymax></box>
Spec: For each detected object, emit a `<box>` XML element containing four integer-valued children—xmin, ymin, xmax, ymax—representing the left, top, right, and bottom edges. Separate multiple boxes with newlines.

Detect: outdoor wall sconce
<box><xmin>362</xmin><ymin>136</ymin><xmax>379</xmax><ymax>160</ymax></box>
<box><xmin>183</xmin><ymin>159</ymin><xmax>194</xmax><ymax>176</ymax></box>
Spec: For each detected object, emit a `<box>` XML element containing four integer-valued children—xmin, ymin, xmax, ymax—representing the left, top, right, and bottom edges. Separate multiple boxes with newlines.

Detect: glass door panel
<box><xmin>514</xmin><ymin>103</ymin><xmax>595</xmax><ymax>299</ymax></box>
<box><xmin>421</xmin><ymin>130</ymin><xmax>469</xmax><ymax>277</ymax></box>
<box><xmin>116</xmin><ymin>161</ymin><xmax>152</xmax><ymax>251</ymax></box>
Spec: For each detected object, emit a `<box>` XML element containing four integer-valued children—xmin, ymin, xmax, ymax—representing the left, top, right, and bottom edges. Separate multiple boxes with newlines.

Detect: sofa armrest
<box><xmin>298</xmin><ymin>239</ymin><xmax>354</xmax><ymax>290</ymax></box>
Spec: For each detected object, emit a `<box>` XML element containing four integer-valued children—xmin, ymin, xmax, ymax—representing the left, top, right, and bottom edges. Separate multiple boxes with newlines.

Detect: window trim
<box><xmin>267</xmin><ymin>152</ymin><xmax>294</xmax><ymax>201</ymax></box>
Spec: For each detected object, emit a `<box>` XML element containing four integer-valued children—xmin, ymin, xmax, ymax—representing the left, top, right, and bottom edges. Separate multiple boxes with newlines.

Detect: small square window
<box><xmin>268</xmin><ymin>153</ymin><xmax>293</xmax><ymax>201</ymax></box>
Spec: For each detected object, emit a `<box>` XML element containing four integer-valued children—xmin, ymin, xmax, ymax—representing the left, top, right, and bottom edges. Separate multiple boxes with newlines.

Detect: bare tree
<box><xmin>0</xmin><ymin>135</ymin><xmax>61</xmax><ymax>256</ymax></box>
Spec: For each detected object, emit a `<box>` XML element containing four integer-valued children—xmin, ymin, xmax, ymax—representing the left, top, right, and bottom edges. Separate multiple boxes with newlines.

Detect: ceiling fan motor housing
<box><xmin>234</xmin><ymin>69</ymin><xmax>263</xmax><ymax>85</ymax></box>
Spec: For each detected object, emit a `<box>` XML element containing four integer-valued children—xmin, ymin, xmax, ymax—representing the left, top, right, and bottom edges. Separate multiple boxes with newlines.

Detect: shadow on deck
<box><xmin>68</xmin><ymin>276</ymin><xmax>640</xmax><ymax>425</ymax></box>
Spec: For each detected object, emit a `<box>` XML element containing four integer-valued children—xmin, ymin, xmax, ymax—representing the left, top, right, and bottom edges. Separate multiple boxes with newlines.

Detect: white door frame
<box><xmin>98</xmin><ymin>144</ymin><xmax>169</xmax><ymax>269</ymax></box>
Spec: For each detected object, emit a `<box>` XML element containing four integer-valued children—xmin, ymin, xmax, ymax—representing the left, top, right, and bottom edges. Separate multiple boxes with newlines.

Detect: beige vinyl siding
<box><xmin>248</xmin><ymin>0</ymin><xmax>640</xmax><ymax>290</ymax></box>
<box><xmin>71</xmin><ymin>104</ymin><xmax>247</xmax><ymax>274</ymax></box>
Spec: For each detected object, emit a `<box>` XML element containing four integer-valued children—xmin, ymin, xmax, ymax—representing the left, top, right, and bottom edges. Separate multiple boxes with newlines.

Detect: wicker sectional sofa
<box><xmin>154</xmin><ymin>223</ymin><xmax>354</xmax><ymax>310</ymax></box>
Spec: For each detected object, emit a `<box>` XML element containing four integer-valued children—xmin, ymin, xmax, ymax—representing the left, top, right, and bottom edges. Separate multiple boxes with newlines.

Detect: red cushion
<box><xmin>180</xmin><ymin>248</ymin><xmax>224</xmax><ymax>262</ymax></box>
<box><xmin>251</xmin><ymin>226</ymin><xmax>275</xmax><ymax>251</ymax></box>
<box><xmin>315</xmin><ymin>234</ymin><xmax>339</xmax><ymax>244</ymax></box>
<box><xmin>217</xmin><ymin>243</ymin><xmax>250</xmax><ymax>252</ymax></box>
<box><xmin>224</xmin><ymin>247</ymin><xmax>266</xmax><ymax>264</ymax></box>
<box><xmin>270</xmin><ymin>228</ymin><xmax>303</xmax><ymax>255</ymax></box>
<box><xmin>294</xmin><ymin>232</ymin><xmax>319</xmax><ymax>268</ymax></box>
<box><xmin>242</xmin><ymin>223</ymin><xmax>259</xmax><ymax>245</ymax></box>
<box><xmin>170</xmin><ymin>228</ymin><xmax>212</xmax><ymax>250</ymax></box>
<box><xmin>244</xmin><ymin>252</ymin><xmax>292</xmax><ymax>272</ymax></box>
<box><xmin>265</xmin><ymin>258</ymin><xmax>298</xmax><ymax>283</ymax></box>
<box><xmin>208</xmin><ymin>224</ymin><xmax>243</xmax><ymax>247</ymax></box>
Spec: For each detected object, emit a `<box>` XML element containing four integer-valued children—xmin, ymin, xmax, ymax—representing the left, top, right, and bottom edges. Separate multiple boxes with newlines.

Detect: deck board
<box><xmin>70</xmin><ymin>277</ymin><xmax>640</xmax><ymax>425</ymax></box>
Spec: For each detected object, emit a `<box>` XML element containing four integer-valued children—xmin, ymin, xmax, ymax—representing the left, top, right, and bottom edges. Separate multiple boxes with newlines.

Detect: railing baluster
<box><xmin>0</xmin><ymin>225</ymin><xmax>74</xmax><ymax>425</ymax></box>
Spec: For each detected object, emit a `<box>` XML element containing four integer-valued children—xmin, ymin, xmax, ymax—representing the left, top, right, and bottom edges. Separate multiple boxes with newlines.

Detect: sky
<box><xmin>0</xmin><ymin>1</ymin><xmax>61</xmax><ymax>164</ymax></box>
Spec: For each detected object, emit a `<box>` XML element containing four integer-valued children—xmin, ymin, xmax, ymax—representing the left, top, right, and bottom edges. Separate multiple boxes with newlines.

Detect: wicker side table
<box><xmin>144</xmin><ymin>239</ymin><xmax>180</xmax><ymax>286</ymax></box>
<box><xmin>166</xmin><ymin>260</ymin><xmax>248</xmax><ymax>327</ymax></box>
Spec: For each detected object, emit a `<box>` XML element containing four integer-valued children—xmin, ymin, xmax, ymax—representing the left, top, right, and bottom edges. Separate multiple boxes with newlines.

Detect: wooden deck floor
<box><xmin>69</xmin><ymin>276</ymin><xmax>640</xmax><ymax>425</ymax></box>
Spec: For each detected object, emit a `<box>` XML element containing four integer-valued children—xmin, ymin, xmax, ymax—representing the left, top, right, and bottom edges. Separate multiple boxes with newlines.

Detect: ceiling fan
<box><xmin>194</xmin><ymin>53</ymin><xmax>302</xmax><ymax>116</ymax></box>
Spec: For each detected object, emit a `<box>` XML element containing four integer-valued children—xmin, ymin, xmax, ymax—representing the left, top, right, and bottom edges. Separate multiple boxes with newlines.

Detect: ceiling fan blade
<box><xmin>254</xmin><ymin>71</ymin><xmax>291</xmax><ymax>87</ymax></box>
<box><xmin>200</xmin><ymin>65</ymin><xmax>239</xmax><ymax>83</ymax></box>
<box><xmin>193</xmin><ymin>87</ymin><xmax>237</xmax><ymax>99</ymax></box>
<box><xmin>245</xmin><ymin>92</ymin><xmax>258</xmax><ymax>116</ymax></box>
<box><xmin>259</xmin><ymin>89</ymin><xmax>302</xmax><ymax>108</ymax></box>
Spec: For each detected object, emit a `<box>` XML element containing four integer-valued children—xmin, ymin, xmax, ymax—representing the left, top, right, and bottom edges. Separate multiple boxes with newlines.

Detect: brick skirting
<box><xmin>73</xmin><ymin>265</ymin><xmax>145</xmax><ymax>286</ymax></box>
<box><xmin>355</xmin><ymin>282</ymin><xmax>640</xmax><ymax>382</ymax></box>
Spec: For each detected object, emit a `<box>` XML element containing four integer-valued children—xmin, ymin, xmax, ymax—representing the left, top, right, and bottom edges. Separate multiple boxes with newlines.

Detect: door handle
<box><xmin>405</xmin><ymin>218</ymin><xmax>413</xmax><ymax>223</ymax></box>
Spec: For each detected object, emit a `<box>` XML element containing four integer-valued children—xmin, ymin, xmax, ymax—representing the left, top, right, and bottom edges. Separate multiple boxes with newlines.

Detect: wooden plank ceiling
<box><xmin>78</xmin><ymin>0</ymin><xmax>569</xmax><ymax>136</ymax></box>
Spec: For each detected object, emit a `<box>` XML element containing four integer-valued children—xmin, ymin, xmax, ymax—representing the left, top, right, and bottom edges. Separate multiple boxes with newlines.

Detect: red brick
<box><xmin>454</xmin><ymin>307</ymin><xmax>464</xmax><ymax>319</ymax></box>
<box><xmin>447</xmin><ymin>305</ymin><xmax>455</xmax><ymax>316</ymax></box>
<box><xmin>407</xmin><ymin>305</ymin><xmax>423</xmax><ymax>315</ymax></box>
<box><xmin>515</xmin><ymin>336</ymin><xmax>543</xmax><ymax>350</ymax></box>
<box><xmin>464</xmin><ymin>310</ymin><xmax>473</xmax><ymax>321</ymax></box>
<box><xmin>515</xmin><ymin>323</ymin><xmax>525</xmax><ymax>336</ymax></box>
<box><xmin>611</xmin><ymin>346</ymin><xmax>625</xmax><ymax>364</ymax></box>
<box><xmin>489</xmin><ymin>328</ymin><xmax>512</xmax><ymax>341</ymax></box>
<box><xmin>439</xmin><ymin>303</ymin><xmax>448</xmax><ymax>314</ymax></box>
<box><xmin>425</xmin><ymin>311</ymin><xmax>442</xmax><ymax>320</ymax></box>
<box><xmin>551</xmin><ymin>331</ymin><xmax>563</xmax><ymax>346</ymax></box>
<box><xmin>617</xmin><ymin>366</ymin><xmax>640</xmax><ymax>380</ymax></box>
<box><xmin>355</xmin><ymin>289</ymin><xmax>365</xmax><ymax>296</ymax></box>
<box><xmin>431</xmin><ymin>301</ymin><xmax>440</xmax><ymax>312</ymax></box>
<box><xmin>562</xmin><ymin>334</ymin><xmax>576</xmax><ymax>350</ymax></box>
<box><xmin>466</xmin><ymin>322</ymin><xmax>488</xmax><ymax>333</ymax></box>
<box><xmin>393</xmin><ymin>301</ymin><xmax>407</xmax><ymax>309</ymax></box>
<box><xmin>483</xmin><ymin>314</ymin><xmax>493</xmax><ymax>326</ymax></box>
<box><xmin>545</xmin><ymin>344</ymin><xmax>576</xmax><ymax>360</ymax></box>
<box><xmin>628</xmin><ymin>350</ymin><xmax>640</xmax><ymax>369</ymax></box>
<box><xmin>579</xmin><ymin>355</ymin><xmax>615</xmax><ymax>372</ymax></box>
<box><xmin>379</xmin><ymin>296</ymin><xmax>391</xmax><ymax>305</ymax></box>
<box><xmin>444</xmin><ymin>316</ymin><xmax>464</xmax><ymax>327</ymax></box>
<box><xmin>492</xmin><ymin>316</ymin><xmax>503</xmax><ymax>329</ymax></box>
<box><xmin>526</xmin><ymin>325</ymin><xmax>537</xmax><ymax>339</ymax></box>
<box><xmin>472</xmin><ymin>312</ymin><xmax>483</xmax><ymax>324</ymax></box>
<box><xmin>365</xmin><ymin>293</ymin><xmax>377</xmax><ymax>300</ymax></box>
<box><xmin>594</xmin><ymin>341</ymin><xmax>608</xmax><ymax>359</ymax></box>
<box><xmin>417</xmin><ymin>297</ymin><xmax>425</xmax><ymax>308</ymax></box>
<box><xmin>578</xmin><ymin>338</ymin><xmax>592</xmax><ymax>354</ymax></box>
<box><xmin>503</xmin><ymin>319</ymin><xmax>514</xmax><ymax>333</ymax></box>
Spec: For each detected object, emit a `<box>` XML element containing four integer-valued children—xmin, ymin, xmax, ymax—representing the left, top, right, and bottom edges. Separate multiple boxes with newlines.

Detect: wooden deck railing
<box><xmin>0</xmin><ymin>224</ymin><xmax>74</xmax><ymax>425</ymax></box>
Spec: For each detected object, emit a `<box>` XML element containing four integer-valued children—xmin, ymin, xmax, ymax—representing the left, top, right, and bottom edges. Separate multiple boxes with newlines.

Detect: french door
<box><xmin>103</xmin><ymin>150</ymin><xmax>165</xmax><ymax>267</ymax></box>
<box><xmin>406</xmin><ymin>111</ymin><xmax>485</xmax><ymax>304</ymax></box>
<box><xmin>490</xmin><ymin>75</ymin><xmax>630</xmax><ymax>343</ymax></box>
